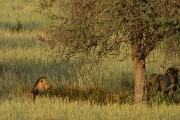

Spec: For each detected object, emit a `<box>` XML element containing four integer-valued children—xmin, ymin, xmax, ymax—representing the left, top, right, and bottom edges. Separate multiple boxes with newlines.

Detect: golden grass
<box><xmin>0</xmin><ymin>97</ymin><xmax>180</xmax><ymax>120</ymax></box>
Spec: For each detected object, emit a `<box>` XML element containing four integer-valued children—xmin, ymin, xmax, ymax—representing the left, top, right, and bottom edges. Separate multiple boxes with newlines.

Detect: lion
<box><xmin>149</xmin><ymin>67</ymin><xmax>179</xmax><ymax>97</ymax></box>
<box><xmin>31</xmin><ymin>77</ymin><xmax>52</xmax><ymax>101</ymax></box>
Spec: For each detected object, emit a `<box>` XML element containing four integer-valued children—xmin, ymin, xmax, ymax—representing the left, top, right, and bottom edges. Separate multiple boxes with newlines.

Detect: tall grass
<box><xmin>0</xmin><ymin>0</ymin><xmax>50</xmax><ymax>31</ymax></box>
<box><xmin>0</xmin><ymin>97</ymin><xmax>180</xmax><ymax>120</ymax></box>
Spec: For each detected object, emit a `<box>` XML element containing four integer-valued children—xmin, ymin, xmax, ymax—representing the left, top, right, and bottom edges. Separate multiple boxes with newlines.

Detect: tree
<box><xmin>39</xmin><ymin>0</ymin><xmax>180</xmax><ymax>105</ymax></box>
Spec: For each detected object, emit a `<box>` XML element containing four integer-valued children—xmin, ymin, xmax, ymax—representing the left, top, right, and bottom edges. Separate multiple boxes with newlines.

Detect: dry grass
<box><xmin>0</xmin><ymin>97</ymin><xmax>180</xmax><ymax>120</ymax></box>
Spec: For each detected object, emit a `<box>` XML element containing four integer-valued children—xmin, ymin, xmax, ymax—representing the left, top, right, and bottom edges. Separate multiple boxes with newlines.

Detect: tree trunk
<box><xmin>131</xmin><ymin>43</ymin><xmax>148</xmax><ymax>105</ymax></box>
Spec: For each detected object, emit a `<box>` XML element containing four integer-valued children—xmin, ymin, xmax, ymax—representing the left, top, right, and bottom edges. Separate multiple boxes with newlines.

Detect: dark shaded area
<box><xmin>0</xmin><ymin>37</ymin><xmax>38</xmax><ymax>49</ymax></box>
<box><xmin>47</xmin><ymin>85</ymin><xmax>133</xmax><ymax>105</ymax></box>
<box><xmin>0</xmin><ymin>20</ymin><xmax>46</xmax><ymax>32</ymax></box>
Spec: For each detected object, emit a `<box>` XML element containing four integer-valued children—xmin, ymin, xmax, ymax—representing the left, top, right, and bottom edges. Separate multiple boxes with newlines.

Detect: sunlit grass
<box><xmin>0</xmin><ymin>97</ymin><xmax>180</xmax><ymax>120</ymax></box>
<box><xmin>0</xmin><ymin>0</ymin><xmax>50</xmax><ymax>31</ymax></box>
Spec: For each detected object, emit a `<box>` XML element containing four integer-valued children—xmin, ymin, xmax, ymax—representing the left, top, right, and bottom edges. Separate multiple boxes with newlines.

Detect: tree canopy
<box><xmin>37</xmin><ymin>0</ymin><xmax>179</xmax><ymax>62</ymax></box>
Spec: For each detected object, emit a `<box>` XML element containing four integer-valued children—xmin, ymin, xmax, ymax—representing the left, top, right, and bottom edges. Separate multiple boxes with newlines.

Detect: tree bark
<box><xmin>131</xmin><ymin>43</ymin><xmax>148</xmax><ymax>105</ymax></box>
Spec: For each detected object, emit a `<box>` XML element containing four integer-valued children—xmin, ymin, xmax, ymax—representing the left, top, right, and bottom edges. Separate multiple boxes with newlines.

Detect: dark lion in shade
<box><xmin>149</xmin><ymin>67</ymin><xmax>179</xmax><ymax>97</ymax></box>
<box><xmin>31</xmin><ymin>77</ymin><xmax>52</xmax><ymax>101</ymax></box>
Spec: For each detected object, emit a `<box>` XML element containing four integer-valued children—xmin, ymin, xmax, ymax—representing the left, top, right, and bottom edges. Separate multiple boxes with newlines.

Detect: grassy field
<box><xmin>0</xmin><ymin>97</ymin><xmax>180</xmax><ymax>120</ymax></box>
<box><xmin>0</xmin><ymin>0</ymin><xmax>180</xmax><ymax>119</ymax></box>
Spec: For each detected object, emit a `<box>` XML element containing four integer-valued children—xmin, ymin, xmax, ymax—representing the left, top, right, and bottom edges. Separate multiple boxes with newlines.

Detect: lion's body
<box><xmin>149</xmin><ymin>67</ymin><xmax>179</xmax><ymax>97</ymax></box>
<box><xmin>31</xmin><ymin>77</ymin><xmax>52</xmax><ymax>101</ymax></box>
